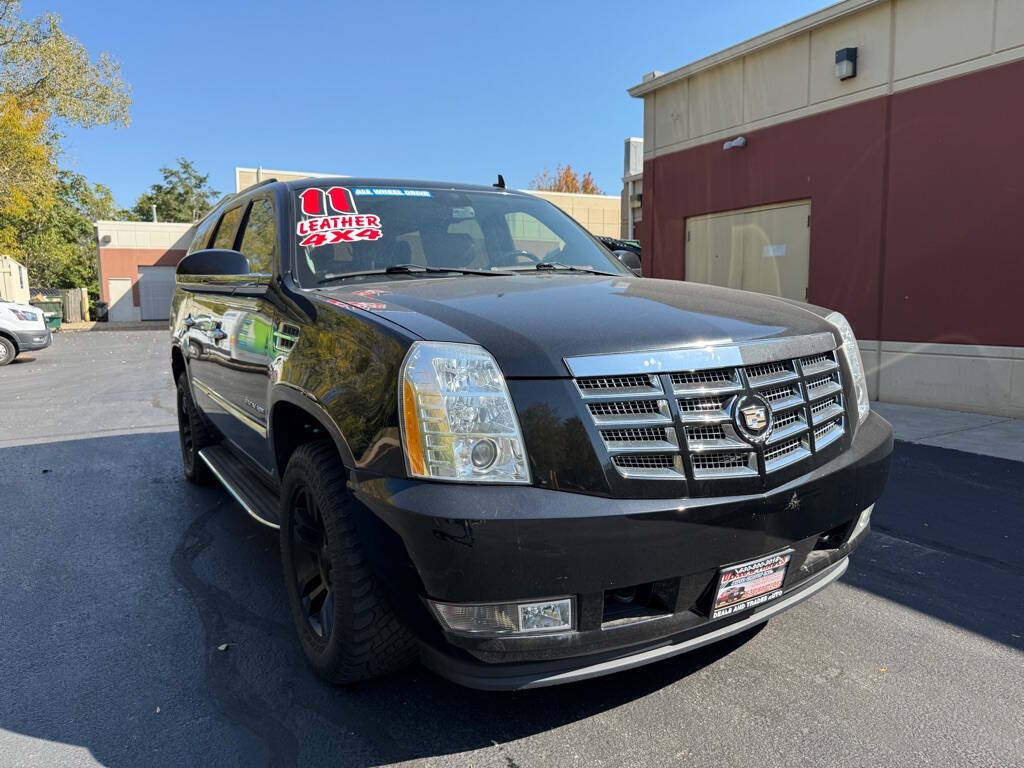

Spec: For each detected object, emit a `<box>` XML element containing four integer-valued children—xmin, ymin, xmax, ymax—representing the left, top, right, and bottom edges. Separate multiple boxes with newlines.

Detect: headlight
<box><xmin>10</xmin><ymin>308</ymin><xmax>38</xmax><ymax>322</ymax></box>
<box><xmin>826</xmin><ymin>311</ymin><xmax>869</xmax><ymax>425</ymax></box>
<box><xmin>399</xmin><ymin>341</ymin><xmax>530</xmax><ymax>483</ymax></box>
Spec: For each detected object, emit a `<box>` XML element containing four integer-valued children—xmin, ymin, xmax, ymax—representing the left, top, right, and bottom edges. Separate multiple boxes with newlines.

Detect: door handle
<box><xmin>183</xmin><ymin>316</ymin><xmax>196</xmax><ymax>328</ymax></box>
<box><xmin>210</xmin><ymin>329</ymin><xmax>227</xmax><ymax>341</ymax></box>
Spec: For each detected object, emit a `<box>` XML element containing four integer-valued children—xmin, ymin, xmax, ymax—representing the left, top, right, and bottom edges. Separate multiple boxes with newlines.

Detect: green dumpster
<box><xmin>31</xmin><ymin>299</ymin><xmax>63</xmax><ymax>331</ymax></box>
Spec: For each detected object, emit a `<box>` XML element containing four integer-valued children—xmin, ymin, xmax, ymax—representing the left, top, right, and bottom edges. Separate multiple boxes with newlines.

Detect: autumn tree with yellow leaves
<box><xmin>529</xmin><ymin>164</ymin><xmax>603</xmax><ymax>195</ymax></box>
<box><xmin>0</xmin><ymin>0</ymin><xmax>130</xmax><ymax>290</ymax></box>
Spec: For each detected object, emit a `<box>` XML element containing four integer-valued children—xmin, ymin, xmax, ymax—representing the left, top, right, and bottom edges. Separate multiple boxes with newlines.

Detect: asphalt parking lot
<box><xmin>1</xmin><ymin>331</ymin><xmax>1022</xmax><ymax>768</ymax></box>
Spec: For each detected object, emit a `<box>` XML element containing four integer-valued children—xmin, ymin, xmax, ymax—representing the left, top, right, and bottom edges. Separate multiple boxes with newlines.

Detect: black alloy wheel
<box><xmin>177</xmin><ymin>385</ymin><xmax>196</xmax><ymax>474</ymax></box>
<box><xmin>279</xmin><ymin>441</ymin><xmax>417</xmax><ymax>683</ymax></box>
<box><xmin>175</xmin><ymin>373</ymin><xmax>215</xmax><ymax>484</ymax></box>
<box><xmin>288</xmin><ymin>484</ymin><xmax>335</xmax><ymax>643</ymax></box>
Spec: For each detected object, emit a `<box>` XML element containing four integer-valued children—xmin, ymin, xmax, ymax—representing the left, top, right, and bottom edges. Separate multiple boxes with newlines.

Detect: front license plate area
<box><xmin>711</xmin><ymin>550</ymin><xmax>792</xmax><ymax>620</ymax></box>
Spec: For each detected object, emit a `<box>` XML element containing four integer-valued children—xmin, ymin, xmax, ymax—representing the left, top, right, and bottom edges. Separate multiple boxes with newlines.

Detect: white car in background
<box><xmin>0</xmin><ymin>300</ymin><xmax>51</xmax><ymax>366</ymax></box>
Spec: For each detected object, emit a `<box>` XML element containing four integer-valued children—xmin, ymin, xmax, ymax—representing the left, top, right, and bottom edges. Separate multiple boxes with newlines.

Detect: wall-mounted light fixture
<box><xmin>723</xmin><ymin>136</ymin><xmax>747</xmax><ymax>150</ymax></box>
<box><xmin>835</xmin><ymin>47</ymin><xmax>858</xmax><ymax>80</ymax></box>
<box><xmin>100</xmin><ymin>234</ymin><xmax>112</xmax><ymax>245</ymax></box>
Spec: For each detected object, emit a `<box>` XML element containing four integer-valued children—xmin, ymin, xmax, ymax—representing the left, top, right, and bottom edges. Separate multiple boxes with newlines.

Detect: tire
<box><xmin>0</xmin><ymin>336</ymin><xmax>16</xmax><ymax>366</ymax></box>
<box><xmin>176</xmin><ymin>373</ymin><xmax>217</xmax><ymax>485</ymax></box>
<box><xmin>280</xmin><ymin>440</ymin><xmax>417</xmax><ymax>684</ymax></box>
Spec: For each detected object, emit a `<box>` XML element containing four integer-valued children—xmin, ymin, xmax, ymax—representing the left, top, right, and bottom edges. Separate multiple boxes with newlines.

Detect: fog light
<box><xmin>519</xmin><ymin>599</ymin><xmax>573</xmax><ymax>632</ymax></box>
<box><xmin>430</xmin><ymin>597</ymin><xmax>573</xmax><ymax>636</ymax></box>
<box><xmin>849</xmin><ymin>504</ymin><xmax>874</xmax><ymax>542</ymax></box>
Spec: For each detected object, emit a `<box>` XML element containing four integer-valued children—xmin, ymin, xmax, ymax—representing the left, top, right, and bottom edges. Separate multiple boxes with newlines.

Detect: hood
<box><xmin>1</xmin><ymin>300</ymin><xmax>40</xmax><ymax>315</ymax></box>
<box><xmin>319</xmin><ymin>274</ymin><xmax>834</xmax><ymax>378</ymax></box>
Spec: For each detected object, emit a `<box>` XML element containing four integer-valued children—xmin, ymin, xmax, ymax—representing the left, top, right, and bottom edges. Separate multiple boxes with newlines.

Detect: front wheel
<box><xmin>280</xmin><ymin>441</ymin><xmax>417</xmax><ymax>683</ymax></box>
<box><xmin>0</xmin><ymin>336</ymin><xmax>16</xmax><ymax>366</ymax></box>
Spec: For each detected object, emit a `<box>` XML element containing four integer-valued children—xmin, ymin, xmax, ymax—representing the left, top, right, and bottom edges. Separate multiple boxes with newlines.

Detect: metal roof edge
<box><xmin>627</xmin><ymin>0</ymin><xmax>883</xmax><ymax>98</ymax></box>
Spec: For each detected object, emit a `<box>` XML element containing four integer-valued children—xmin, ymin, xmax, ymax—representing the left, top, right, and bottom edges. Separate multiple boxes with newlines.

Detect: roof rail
<box><xmin>247</xmin><ymin>177</ymin><xmax>279</xmax><ymax>190</ymax></box>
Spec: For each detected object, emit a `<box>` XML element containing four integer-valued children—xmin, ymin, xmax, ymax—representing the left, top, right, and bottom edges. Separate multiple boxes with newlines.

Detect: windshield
<box><xmin>291</xmin><ymin>185</ymin><xmax>628</xmax><ymax>285</ymax></box>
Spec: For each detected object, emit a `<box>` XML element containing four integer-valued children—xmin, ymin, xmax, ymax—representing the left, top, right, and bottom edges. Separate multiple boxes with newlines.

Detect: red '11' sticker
<box><xmin>297</xmin><ymin>187</ymin><xmax>382</xmax><ymax>248</ymax></box>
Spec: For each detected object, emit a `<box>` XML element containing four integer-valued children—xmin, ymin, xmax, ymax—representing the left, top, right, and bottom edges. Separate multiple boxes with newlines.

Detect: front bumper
<box><xmin>349</xmin><ymin>411</ymin><xmax>893</xmax><ymax>689</ymax></box>
<box><xmin>423</xmin><ymin>555</ymin><xmax>850</xmax><ymax>689</ymax></box>
<box><xmin>13</xmin><ymin>328</ymin><xmax>52</xmax><ymax>351</ymax></box>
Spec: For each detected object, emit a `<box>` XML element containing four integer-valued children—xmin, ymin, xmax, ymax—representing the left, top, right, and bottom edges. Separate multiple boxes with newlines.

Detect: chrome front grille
<box><xmin>612</xmin><ymin>453</ymin><xmax>685</xmax><ymax>479</ymax></box>
<box><xmin>572</xmin><ymin>340</ymin><xmax>847</xmax><ymax>484</ymax></box>
<box><xmin>576</xmin><ymin>373</ymin><xmax>661</xmax><ymax>397</ymax></box>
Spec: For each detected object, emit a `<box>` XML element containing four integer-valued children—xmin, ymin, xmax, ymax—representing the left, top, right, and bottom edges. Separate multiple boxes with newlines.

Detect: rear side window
<box><xmin>211</xmin><ymin>205</ymin><xmax>245</xmax><ymax>250</ymax></box>
<box><xmin>238</xmin><ymin>199</ymin><xmax>277</xmax><ymax>274</ymax></box>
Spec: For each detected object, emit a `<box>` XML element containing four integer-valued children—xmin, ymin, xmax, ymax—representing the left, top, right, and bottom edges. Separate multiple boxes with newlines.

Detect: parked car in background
<box><xmin>0</xmin><ymin>300</ymin><xmax>51</xmax><ymax>366</ymax></box>
<box><xmin>170</xmin><ymin>177</ymin><xmax>892</xmax><ymax>690</ymax></box>
<box><xmin>597</xmin><ymin>235</ymin><xmax>642</xmax><ymax>274</ymax></box>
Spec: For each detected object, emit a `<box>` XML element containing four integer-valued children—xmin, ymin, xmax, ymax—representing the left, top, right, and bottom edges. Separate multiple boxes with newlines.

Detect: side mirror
<box><xmin>613</xmin><ymin>250</ymin><xmax>642</xmax><ymax>276</ymax></box>
<box><xmin>176</xmin><ymin>249</ymin><xmax>250</xmax><ymax>280</ymax></box>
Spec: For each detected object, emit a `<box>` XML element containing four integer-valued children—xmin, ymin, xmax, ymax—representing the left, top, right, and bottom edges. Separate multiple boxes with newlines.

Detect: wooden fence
<box><xmin>30</xmin><ymin>287</ymin><xmax>90</xmax><ymax>322</ymax></box>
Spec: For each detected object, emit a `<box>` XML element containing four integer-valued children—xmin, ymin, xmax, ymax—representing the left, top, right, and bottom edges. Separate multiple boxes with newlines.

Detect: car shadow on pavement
<box><xmin>841</xmin><ymin>441</ymin><xmax>1024</xmax><ymax>653</ymax></box>
<box><xmin>0</xmin><ymin>432</ymin><xmax>764</xmax><ymax>767</ymax></box>
<box><xmin>0</xmin><ymin>433</ymin><xmax>1020</xmax><ymax>767</ymax></box>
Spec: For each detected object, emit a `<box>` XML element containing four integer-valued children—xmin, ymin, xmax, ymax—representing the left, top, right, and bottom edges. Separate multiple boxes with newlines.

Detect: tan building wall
<box><xmin>0</xmin><ymin>255</ymin><xmax>30</xmax><ymax>305</ymax></box>
<box><xmin>236</xmin><ymin>166</ymin><xmax>339</xmax><ymax>193</ymax></box>
<box><xmin>632</xmin><ymin>0</ymin><xmax>1024</xmax><ymax>162</ymax></box>
<box><xmin>523</xmin><ymin>190</ymin><xmax>621</xmax><ymax>238</ymax></box>
<box><xmin>629</xmin><ymin>0</ymin><xmax>1024</xmax><ymax>419</ymax></box>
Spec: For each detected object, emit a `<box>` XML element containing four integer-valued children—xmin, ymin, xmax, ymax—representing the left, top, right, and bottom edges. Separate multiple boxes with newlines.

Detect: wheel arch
<box><xmin>0</xmin><ymin>329</ymin><xmax>19</xmax><ymax>352</ymax></box>
<box><xmin>269</xmin><ymin>386</ymin><xmax>356</xmax><ymax>480</ymax></box>
<box><xmin>171</xmin><ymin>343</ymin><xmax>186</xmax><ymax>384</ymax></box>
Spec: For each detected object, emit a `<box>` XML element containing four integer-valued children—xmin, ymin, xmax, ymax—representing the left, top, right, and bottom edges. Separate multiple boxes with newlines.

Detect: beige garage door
<box><xmin>107</xmin><ymin>278</ymin><xmax>133</xmax><ymax>322</ymax></box>
<box><xmin>685</xmin><ymin>200</ymin><xmax>810</xmax><ymax>301</ymax></box>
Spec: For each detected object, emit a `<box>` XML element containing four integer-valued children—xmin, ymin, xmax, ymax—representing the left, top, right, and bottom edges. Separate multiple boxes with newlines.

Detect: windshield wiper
<box><xmin>318</xmin><ymin>264</ymin><xmax>511</xmax><ymax>284</ymax></box>
<box><xmin>506</xmin><ymin>262</ymin><xmax>620</xmax><ymax>276</ymax></box>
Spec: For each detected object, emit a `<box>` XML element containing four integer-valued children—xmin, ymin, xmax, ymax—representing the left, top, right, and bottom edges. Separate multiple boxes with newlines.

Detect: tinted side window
<box><xmin>211</xmin><ymin>205</ymin><xmax>245</xmax><ymax>250</ymax></box>
<box><xmin>238</xmin><ymin>199</ymin><xmax>277</xmax><ymax>274</ymax></box>
<box><xmin>187</xmin><ymin>214</ymin><xmax>217</xmax><ymax>254</ymax></box>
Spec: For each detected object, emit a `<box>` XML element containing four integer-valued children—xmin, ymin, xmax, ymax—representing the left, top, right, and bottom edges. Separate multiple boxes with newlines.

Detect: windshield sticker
<box><xmin>451</xmin><ymin>206</ymin><xmax>475</xmax><ymax>219</ymax></box>
<box><xmin>352</xmin><ymin>187</ymin><xmax>432</xmax><ymax>198</ymax></box>
<box><xmin>297</xmin><ymin>186</ymin><xmax>383</xmax><ymax>248</ymax></box>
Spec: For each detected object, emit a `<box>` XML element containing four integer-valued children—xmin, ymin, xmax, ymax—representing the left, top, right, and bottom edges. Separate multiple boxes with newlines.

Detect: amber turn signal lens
<box><xmin>402</xmin><ymin>378</ymin><xmax>426</xmax><ymax>476</ymax></box>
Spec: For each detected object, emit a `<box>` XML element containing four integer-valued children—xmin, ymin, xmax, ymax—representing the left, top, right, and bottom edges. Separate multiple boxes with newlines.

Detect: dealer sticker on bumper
<box><xmin>711</xmin><ymin>550</ymin><xmax>792</xmax><ymax>620</ymax></box>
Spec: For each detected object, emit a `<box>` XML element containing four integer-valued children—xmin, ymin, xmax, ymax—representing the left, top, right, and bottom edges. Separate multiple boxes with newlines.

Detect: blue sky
<box><xmin>33</xmin><ymin>0</ymin><xmax>832</xmax><ymax>207</ymax></box>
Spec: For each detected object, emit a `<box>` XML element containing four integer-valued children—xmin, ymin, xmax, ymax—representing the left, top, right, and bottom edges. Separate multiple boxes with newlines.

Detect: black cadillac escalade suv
<box><xmin>170</xmin><ymin>177</ymin><xmax>892</xmax><ymax>689</ymax></box>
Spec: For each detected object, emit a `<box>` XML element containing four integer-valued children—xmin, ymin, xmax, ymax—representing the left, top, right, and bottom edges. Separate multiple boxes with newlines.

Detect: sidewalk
<box><xmin>874</xmin><ymin>401</ymin><xmax>1024</xmax><ymax>463</ymax></box>
<box><xmin>61</xmin><ymin>320</ymin><xmax>167</xmax><ymax>332</ymax></box>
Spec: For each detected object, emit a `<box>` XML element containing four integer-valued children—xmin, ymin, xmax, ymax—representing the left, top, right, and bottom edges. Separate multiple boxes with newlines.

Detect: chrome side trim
<box><xmin>564</xmin><ymin>332</ymin><xmax>836</xmax><ymax>378</ymax></box>
<box><xmin>192</xmin><ymin>378</ymin><xmax>267</xmax><ymax>437</ymax></box>
<box><xmin>198</xmin><ymin>450</ymin><xmax>280</xmax><ymax>530</ymax></box>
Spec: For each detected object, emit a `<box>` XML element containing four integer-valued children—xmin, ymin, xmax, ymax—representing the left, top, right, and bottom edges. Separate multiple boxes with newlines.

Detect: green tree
<box><xmin>10</xmin><ymin>170</ymin><xmax>118</xmax><ymax>290</ymax></box>
<box><xmin>0</xmin><ymin>1</ymin><xmax>130</xmax><ymax>130</ymax></box>
<box><xmin>131</xmin><ymin>158</ymin><xmax>219</xmax><ymax>223</ymax></box>
<box><xmin>0</xmin><ymin>0</ymin><xmax>131</xmax><ymax>290</ymax></box>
